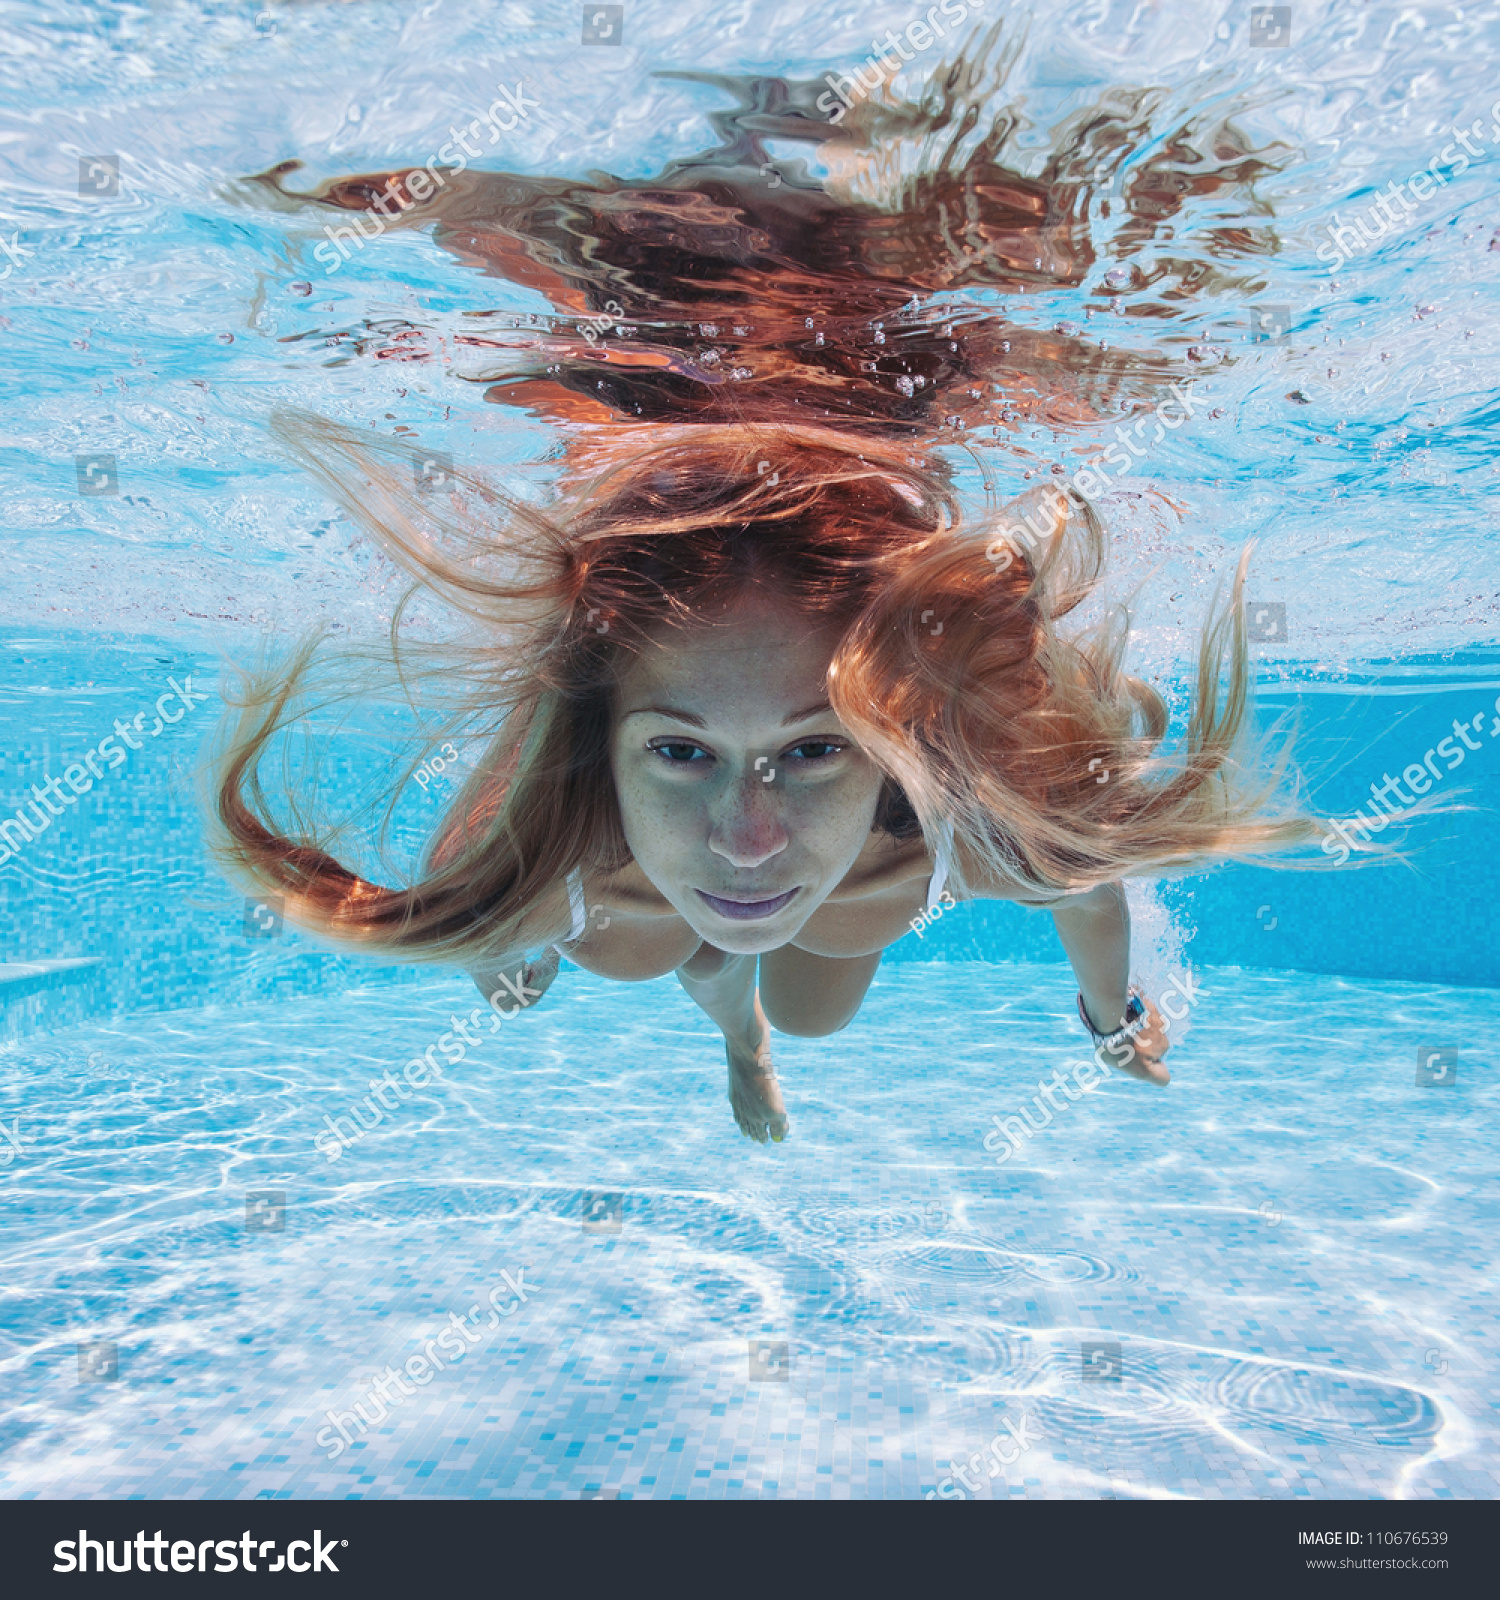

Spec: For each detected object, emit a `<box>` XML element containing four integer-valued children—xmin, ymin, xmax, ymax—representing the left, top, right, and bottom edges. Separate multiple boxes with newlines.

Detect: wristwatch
<box><xmin>1077</xmin><ymin>987</ymin><xmax>1147</xmax><ymax>1051</ymax></box>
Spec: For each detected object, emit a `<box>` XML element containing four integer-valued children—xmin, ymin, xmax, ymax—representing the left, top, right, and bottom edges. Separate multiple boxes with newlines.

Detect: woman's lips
<box><xmin>695</xmin><ymin>887</ymin><xmax>800</xmax><ymax>921</ymax></box>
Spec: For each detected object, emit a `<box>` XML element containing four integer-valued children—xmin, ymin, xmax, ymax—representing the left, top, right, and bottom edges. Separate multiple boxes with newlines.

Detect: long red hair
<box><xmin>209</xmin><ymin>413</ymin><xmax>1315</xmax><ymax>963</ymax></box>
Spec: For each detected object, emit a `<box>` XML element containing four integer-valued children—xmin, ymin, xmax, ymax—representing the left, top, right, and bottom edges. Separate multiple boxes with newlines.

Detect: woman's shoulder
<box><xmin>585</xmin><ymin>858</ymin><xmax>682</xmax><ymax>917</ymax></box>
<box><xmin>554</xmin><ymin>859</ymin><xmax>701</xmax><ymax>980</ymax></box>
<box><xmin>945</xmin><ymin>838</ymin><xmax>1090</xmax><ymax>907</ymax></box>
<box><xmin>823</xmin><ymin>834</ymin><xmax>935</xmax><ymax>902</ymax></box>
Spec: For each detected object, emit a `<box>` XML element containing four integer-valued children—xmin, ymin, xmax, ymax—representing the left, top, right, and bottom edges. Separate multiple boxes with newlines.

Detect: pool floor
<box><xmin>0</xmin><ymin>961</ymin><xmax>1495</xmax><ymax>1499</ymax></box>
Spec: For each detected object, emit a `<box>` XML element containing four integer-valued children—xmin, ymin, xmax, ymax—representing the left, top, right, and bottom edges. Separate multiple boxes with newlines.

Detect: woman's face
<box><xmin>610</xmin><ymin>588</ymin><xmax>885</xmax><ymax>954</ymax></box>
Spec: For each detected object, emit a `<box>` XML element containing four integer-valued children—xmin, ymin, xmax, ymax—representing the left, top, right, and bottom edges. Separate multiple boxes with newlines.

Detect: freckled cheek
<box><xmin>783</xmin><ymin>776</ymin><xmax>876</xmax><ymax>863</ymax></box>
<box><xmin>613</xmin><ymin>765</ymin><xmax>705</xmax><ymax>866</ymax></box>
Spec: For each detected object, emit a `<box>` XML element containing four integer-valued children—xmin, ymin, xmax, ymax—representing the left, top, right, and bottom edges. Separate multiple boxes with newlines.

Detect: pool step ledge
<box><xmin>0</xmin><ymin>958</ymin><xmax>106</xmax><ymax>1043</ymax></box>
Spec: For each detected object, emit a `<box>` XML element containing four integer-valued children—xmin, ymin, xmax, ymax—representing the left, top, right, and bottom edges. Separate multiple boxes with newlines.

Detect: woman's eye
<box><xmin>649</xmin><ymin>741</ymin><xmax>709</xmax><ymax>764</ymax></box>
<box><xmin>786</xmin><ymin>740</ymin><xmax>843</xmax><ymax>762</ymax></box>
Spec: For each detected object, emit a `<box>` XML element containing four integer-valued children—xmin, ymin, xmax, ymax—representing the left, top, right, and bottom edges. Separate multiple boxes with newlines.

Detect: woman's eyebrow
<box><xmin>619</xmin><ymin>700</ymin><xmax>836</xmax><ymax>727</ymax></box>
<box><xmin>621</xmin><ymin>705</ymin><xmax>706</xmax><ymax>726</ymax></box>
<box><xmin>784</xmin><ymin>700</ymin><xmax>834</xmax><ymax>724</ymax></box>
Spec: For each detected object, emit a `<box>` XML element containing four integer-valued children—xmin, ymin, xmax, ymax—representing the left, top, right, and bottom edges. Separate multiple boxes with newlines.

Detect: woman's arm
<box><xmin>956</xmin><ymin>857</ymin><xmax>1172</xmax><ymax>1083</ymax></box>
<box><xmin>1048</xmin><ymin>882</ymin><xmax>1131</xmax><ymax>1034</ymax></box>
<box><xmin>1048</xmin><ymin>882</ymin><xmax>1171</xmax><ymax>1086</ymax></box>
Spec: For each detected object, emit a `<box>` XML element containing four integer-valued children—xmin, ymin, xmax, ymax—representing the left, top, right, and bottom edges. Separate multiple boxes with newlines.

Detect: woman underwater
<box><xmin>215</xmin><ymin>45</ymin><xmax>1315</xmax><ymax>1142</ymax></box>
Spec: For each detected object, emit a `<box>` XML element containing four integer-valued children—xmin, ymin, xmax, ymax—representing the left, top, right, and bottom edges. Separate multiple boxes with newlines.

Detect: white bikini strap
<box><xmin>551</xmin><ymin>867</ymin><xmax>588</xmax><ymax>957</ymax></box>
<box><xmin>566</xmin><ymin>866</ymin><xmax>587</xmax><ymax>941</ymax></box>
<box><xmin>926</xmin><ymin>822</ymin><xmax>958</xmax><ymax>912</ymax></box>
<box><xmin>926</xmin><ymin>844</ymin><xmax>950</xmax><ymax>912</ymax></box>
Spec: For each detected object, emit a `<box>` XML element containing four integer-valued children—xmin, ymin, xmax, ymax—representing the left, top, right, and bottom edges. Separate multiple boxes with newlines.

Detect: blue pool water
<box><xmin>2</xmin><ymin>964</ymin><xmax>1496</xmax><ymax>1499</ymax></box>
<box><xmin>3</xmin><ymin>0</ymin><xmax>1500</xmax><ymax>1500</ymax></box>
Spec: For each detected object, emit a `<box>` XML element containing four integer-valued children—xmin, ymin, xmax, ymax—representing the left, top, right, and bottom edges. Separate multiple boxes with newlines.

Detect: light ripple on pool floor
<box><xmin>0</xmin><ymin>961</ymin><xmax>1496</xmax><ymax>1499</ymax></box>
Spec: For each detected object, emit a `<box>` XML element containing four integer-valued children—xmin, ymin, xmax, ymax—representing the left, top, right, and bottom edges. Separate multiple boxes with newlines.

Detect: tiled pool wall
<box><xmin>0</xmin><ymin>636</ymin><xmax>428</xmax><ymax>1043</ymax></box>
<box><xmin>2</xmin><ymin>635</ymin><xmax>1496</xmax><ymax>1043</ymax></box>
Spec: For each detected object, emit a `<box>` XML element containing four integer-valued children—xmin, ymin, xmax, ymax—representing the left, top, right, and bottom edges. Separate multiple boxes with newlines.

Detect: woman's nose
<box><xmin>706</xmin><ymin>772</ymin><xmax>789</xmax><ymax>868</ymax></box>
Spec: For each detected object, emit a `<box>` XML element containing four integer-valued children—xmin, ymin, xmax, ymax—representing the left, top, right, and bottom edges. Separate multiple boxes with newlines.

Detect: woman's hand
<box><xmin>1049</xmin><ymin>884</ymin><xmax>1172</xmax><ymax>1086</ymax></box>
<box><xmin>1098</xmin><ymin>996</ymin><xmax>1171</xmax><ymax>1086</ymax></box>
<box><xmin>519</xmin><ymin>946</ymin><xmax>561</xmax><ymax>1003</ymax></box>
<box><xmin>464</xmin><ymin>946</ymin><xmax>561</xmax><ymax>1016</ymax></box>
